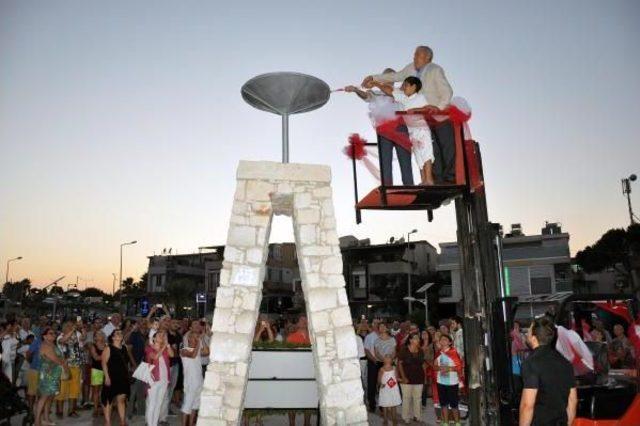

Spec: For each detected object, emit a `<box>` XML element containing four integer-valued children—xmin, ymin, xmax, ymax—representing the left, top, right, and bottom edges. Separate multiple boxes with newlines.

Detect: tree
<box><xmin>575</xmin><ymin>223</ymin><xmax>640</xmax><ymax>292</ymax></box>
<box><xmin>81</xmin><ymin>287</ymin><xmax>106</xmax><ymax>298</ymax></box>
<box><xmin>2</xmin><ymin>278</ymin><xmax>31</xmax><ymax>301</ymax></box>
<box><xmin>49</xmin><ymin>285</ymin><xmax>64</xmax><ymax>295</ymax></box>
<box><xmin>165</xmin><ymin>277</ymin><xmax>198</xmax><ymax>318</ymax></box>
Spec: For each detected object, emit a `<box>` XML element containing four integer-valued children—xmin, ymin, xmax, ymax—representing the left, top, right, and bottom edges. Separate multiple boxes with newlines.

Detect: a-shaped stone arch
<box><xmin>198</xmin><ymin>161</ymin><xmax>368</xmax><ymax>426</ymax></box>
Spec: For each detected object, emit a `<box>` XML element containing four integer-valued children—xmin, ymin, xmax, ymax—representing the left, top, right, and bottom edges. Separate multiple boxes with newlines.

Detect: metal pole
<box><xmin>407</xmin><ymin>233</ymin><xmax>412</xmax><ymax>316</ymax></box>
<box><xmin>112</xmin><ymin>273</ymin><xmax>117</xmax><ymax>296</ymax></box>
<box><xmin>119</xmin><ymin>244</ymin><xmax>123</xmax><ymax>295</ymax></box>
<box><xmin>282</xmin><ymin>113</ymin><xmax>289</xmax><ymax>163</ymax></box>
<box><xmin>5</xmin><ymin>259</ymin><xmax>9</xmax><ymax>284</ymax></box>
<box><xmin>425</xmin><ymin>294</ymin><xmax>429</xmax><ymax>326</ymax></box>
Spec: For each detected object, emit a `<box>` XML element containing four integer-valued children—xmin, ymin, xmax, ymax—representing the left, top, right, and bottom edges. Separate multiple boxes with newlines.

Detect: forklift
<box><xmin>350</xmin><ymin>110</ymin><xmax>640</xmax><ymax>425</ymax></box>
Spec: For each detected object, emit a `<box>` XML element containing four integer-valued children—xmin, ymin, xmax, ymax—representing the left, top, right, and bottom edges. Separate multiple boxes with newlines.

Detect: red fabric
<box><xmin>592</xmin><ymin>301</ymin><xmax>634</xmax><ymax>324</ymax></box>
<box><xmin>144</xmin><ymin>345</ymin><xmax>170</xmax><ymax>383</ymax></box>
<box><xmin>286</xmin><ymin>331</ymin><xmax>311</xmax><ymax>345</ymax></box>
<box><xmin>344</xmin><ymin>134</ymin><xmax>368</xmax><ymax>160</ymax></box>
<box><xmin>375</xmin><ymin>117</ymin><xmax>412</xmax><ymax>151</ymax></box>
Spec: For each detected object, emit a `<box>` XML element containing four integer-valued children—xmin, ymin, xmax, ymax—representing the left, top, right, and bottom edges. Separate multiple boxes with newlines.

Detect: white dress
<box><xmin>378</xmin><ymin>368</ymin><xmax>402</xmax><ymax>407</ymax></box>
<box><xmin>181</xmin><ymin>343</ymin><xmax>204</xmax><ymax>414</ymax></box>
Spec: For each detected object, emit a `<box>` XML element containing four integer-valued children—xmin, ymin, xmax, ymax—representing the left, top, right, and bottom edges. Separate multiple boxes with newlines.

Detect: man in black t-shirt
<box><xmin>519</xmin><ymin>317</ymin><xmax>577</xmax><ymax>426</ymax></box>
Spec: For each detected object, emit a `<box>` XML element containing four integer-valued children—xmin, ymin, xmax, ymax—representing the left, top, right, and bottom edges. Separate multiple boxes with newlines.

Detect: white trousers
<box><xmin>404</xmin><ymin>115</ymin><xmax>433</xmax><ymax>168</ymax></box>
<box><xmin>160</xmin><ymin>364</ymin><xmax>179</xmax><ymax>421</ymax></box>
<box><xmin>146</xmin><ymin>380</ymin><xmax>168</xmax><ymax>426</ymax></box>
<box><xmin>400</xmin><ymin>383</ymin><xmax>423</xmax><ymax>422</ymax></box>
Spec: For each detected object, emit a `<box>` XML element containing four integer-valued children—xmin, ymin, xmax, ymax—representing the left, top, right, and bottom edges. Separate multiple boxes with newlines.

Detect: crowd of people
<box><xmin>0</xmin><ymin>306</ymin><xmax>211</xmax><ymax>426</ymax></box>
<box><xmin>354</xmin><ymin>316</ymin><xmax>465</xmax><ymax>426</ymax></box>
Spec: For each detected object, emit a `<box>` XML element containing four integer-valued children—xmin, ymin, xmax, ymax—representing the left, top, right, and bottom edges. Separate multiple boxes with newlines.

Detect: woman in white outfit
<box><xmin>180</xmin><ymin>329</ymin><xmax>207</xmax><ymax>426</ymax></box>
<box><xmin>145</xmin><ymin>330</ymin><xmax>173</xmax><ymax>426</ymax></box>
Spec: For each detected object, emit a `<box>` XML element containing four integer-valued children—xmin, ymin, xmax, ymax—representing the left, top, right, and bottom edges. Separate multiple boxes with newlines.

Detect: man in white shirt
<box><xmin>363</xmin><ymin>319</ymin><xmax>380</xmax><ymax>411</ymax></box>
<box><xmin>1</xmin><ymin>321</ymin><xmax>19</xmax><ymax>384</ymax></box>
<box><xmin>102</xmin><ymin>313</ymin><xmax>121</xmax><ymax>338</ymax></box>
<box><xmin>363</xmin><ymin>46</ymin><xmax>457</xmax><ymax>184</ymax></box>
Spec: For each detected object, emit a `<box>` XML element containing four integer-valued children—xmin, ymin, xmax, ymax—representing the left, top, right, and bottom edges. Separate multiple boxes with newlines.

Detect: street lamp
<box><xmin>5</xmin><ymin>256</ymin><xmax>23</xmax><ymax>284</ymax></box>
<box><xmin>119</xmin><ymin>240</ymin><xmax>137</xmax><ymax>294</ymax></box>
<box><xmin>406</xmin><ymin>229</ymin><xmax>418</xmax><ymax>315</ymax></box>
<box><xmin>621</xmin><ymin>174</ymin><xmax>638</xmax><ymax>225</ymax></box>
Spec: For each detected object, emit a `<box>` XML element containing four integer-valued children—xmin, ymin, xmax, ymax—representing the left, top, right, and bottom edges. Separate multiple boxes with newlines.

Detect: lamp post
<box><xmin>119</xmin><ymin>240</ymin><xmax>137</xmax><ymax>294</ymax></box>
<box><xmin>406</xmin><ymin>229</ymin><xmax>418</xmax><ymax>315</ymax></box>
<box><xmin>5</xmin><ymin>256</ymin><xmax>23</xmax><ymax>284</ymax></box>
<box><xmin>621</xmin><ymin>174</ymin><xmax>638</xmax><ymax>226</ymax></box>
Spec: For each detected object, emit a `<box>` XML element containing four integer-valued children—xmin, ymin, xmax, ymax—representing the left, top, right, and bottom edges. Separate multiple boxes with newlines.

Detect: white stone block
<box><xmin>223</xmin><ymin>246</ymin><xmax>245</xmax><ymax>264</ymax></box>
<box><xmin>230</xmin><ymin>265</ymin><xmax>261</xmax><ymax>287</ymax></box>
<box><xmin>330</xmin><ymin>306</ymin><xmax>353</xmax><ymax>328</ymax></box>
<box><xmin>231</xmin><ymin>201</ymin><xmax>249</xmax><ymax>216</ymax></box>
<box><xmin>237</xmin><ymin>160</ymin><xmax>331</xmax><ymax>183</ymax></box>
<box><xmin>325</xmin><ymin>274</ymin><xmax>347</xmax><ymax>288</ymax></box>
<box><xmin>215</xmin><ymin>287</ymin><xmax>235</xmax><ymax>309</ymax></box>
<box><xmin>298</xmin><ymin>224</ymin><xmax>318</xmax><ymax>244</ymax></box>
<box><xmin>300</xmin><ymin>245</ymin><xmax>332</xmax><ymax>257</ymax></box>
<box><xmin>324</xmin><ymin>380</ymin><xmax>363</xmax><ymax>408</ymax></box>
<box><xmin>310</xmin><ymin>310</ymin><xmax>330</xmax><ymax>332</ymax></box>
<box><xmin>334</xmin><ymin>326</ymin><xmax>358</xmax><ymax>360</ymax></box>
<box><xmin>312</xmin><ymin>186</ymin><xmax>332</xmax><ymax>198</ymax></box>
<box><xmin>211</xmin><ymin>308</ymin><xmax>233</xmax><ymax>333</ymax></box>
<box><xmin>202</xmin><ymin>371</ymin><xmax>221</xmax><ymax>392</ymax></box>
<box><xmin>227</xmin><ymin>225</ymin><xmax>256</xmax><ymax>247</ymax></box>
<box><xmin>293</xmin><ymin>192</ymin><xmax>312</xmax><ymax>209</ymax></box>
<box><xmin>307</xmin><ymin>288</ymin><xmax>338</xmax><ymax>312</ymax></box>
<box><xmin>235</xmin><ymin>311</ymin><xmax>256</xmax><ymax>334</ymax></box>
<box><xmin>295</xmin><ymin>208</ymin><xmax>321</xmax><ymax>224</ymax></box>
<box><xmin>245</xmin><ymin>180</ymin><xmax>274</xmax><ymax>201</ymax></box>
<box><xmin>245</xmin><ymin>248</ymin><xmax>264</xmax><ymax>265</ymax></box>
<box><xmin>337</xmin><ymin>289</ymin><xmax>349</xmax><ymax>306</ymax></box>
<box><xmin>210</xmin><ymin>333</ymin><xmax>251</xmax><ymax>363</ymax></box>
<box><xmin>225</xmin><ymin>387</ymin><xmax>244</xmax><ymax>409</ymax></box>
<box><xmin>345</xmin><ymin>405</ymin><xmax>369</xmax><ymax>424</ymax></box>
<box><xmin>241</xmin><ymin>291</ymin><xmax>260</xmax><ymax>311</ymax></box>
<box><xmin>321</xmin><ymin>256</ymin><xmax>343</xmax><ymax>274</ymax></box>
<box><xmin>199</xmin><ymin>394</ymin><xmax>223</xmax><ymax>415</ymax></box>
<box><xmin>339</xmin><ymin>359</ymin><xmax>363</xmax><ymax>380</ymax></box>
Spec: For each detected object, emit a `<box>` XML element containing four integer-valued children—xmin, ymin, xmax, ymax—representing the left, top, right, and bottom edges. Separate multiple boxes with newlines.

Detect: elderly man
<box><xmin>363</xmin><ymin>46</ymin><xmax>456</xmax><ymax>184</ymax></box>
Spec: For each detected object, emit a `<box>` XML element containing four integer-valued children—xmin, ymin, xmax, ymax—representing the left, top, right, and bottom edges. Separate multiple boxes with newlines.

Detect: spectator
<box><xmin>355</xmin><ymin>322</ymin><xmax>367</xmax><ymax>398</ymax></box>
<box><xmin>127</xmin><ymin>319</ymin><xmax>148</xmax><ymax>419</ymax></box>
<box><xmin>16</xmin><ymin>332</ymin><xmax>33</xmax><ymax>387</ymax></box>
<box><xmin>593</xmin><ymin>319</ymin><xmax>612</xmax><ymax>344</ymax></box>
<box><xmin>35</xmin><ymin>327</ymin><xmax>68</xmax><ymax>426</ymax></box>
<box><xmin>511</xmin><ymin>321</ymin><xmax>527</xmax><ymax>376</ymax></box>
<box><xmin>55</xmin><ymin>320</ymin><xmax>84</xmax><ymax>418</ymax></box>
<box><xmin>609</xmin><ymin>324</ymin><xmax>635</xmax><ymax>368</ymax></box>
<box><xmin>520</xmin><ymin>317</ymin><xmax>577</xmax><ymax>426</ymax></box>
<box><xmin>421</xmin><ymin>330</ymin><xmax>434</xmax><ymax>406</ymax></box>
<box><xmin>90</xmin><ymin>331</ymin><xmax>107</xmax><ymax>417</ymax></box>
<box><xmin>102</xmin><ymin>313</ymin><xmax>121</xmax><ymax>339</ymax></box>
<box><xmin>374</xmin><ymin>323</ymin><xmax>397</xmax><ymax>362</ymax></box>
<box><xmin>254</xmin><ymin>316</ymin><xmax>276</xmax><ymax>343</ymax></box>
<box><xmin>1</xmin><ymin>320</ymin><xmax>18</xmax><ymax>384</ymax></box>
<box><xmin>450</xmin><ymin>316</ymin><xmax>464</xmax><ymax>359</ymax></box>
<box><xmin>364</xmin><ymin>319</ymin><xmax>380</xmax><ymax>412</ymax></box>
<box><xmin>145</xmin><ymin>330</ymin><xmax>174</xmax><ymax>426</ymax></box>
<box><xmin>199</xmin><ymin>320</ymin><xmax>211</xmax><ymax>374</ymax></box>
<box><xmin>435</xmin><ymin>334</ymin><xmax>463</xmax><ymax>426</ymax></box>
<box><xmin>378</xmin><ymin>354</ymin><xmax>401</xmax><ymax>425</ymax></box>
<box><xmin>180</xmin><ymin>327</ymin><xmax>204</xmax><ymax>426</ymax></box>
<box><xmin>25</xmin><ymin>330</ymin><xmax>42</xmax><ymax>409</ymax></box>
<box><xmin>397</xmin><ymin>332</ymin><xmax>425</xmax><ymax>423</ymax></box>
<box><xmin>102</xmin><ymin>329</ymin><xmax>131</xmax><ymax>426</ymax></box>
<box><xmin>161</xmin><ymin>318</ymin><xmax>183</xmax><ymax>422</ymax></box>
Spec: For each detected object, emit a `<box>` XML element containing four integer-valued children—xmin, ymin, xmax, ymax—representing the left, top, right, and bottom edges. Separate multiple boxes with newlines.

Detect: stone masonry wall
<box><xmin>197</xmin><ymin>161</ymin><xmax>368</xmax><ymax>426</ymax></box>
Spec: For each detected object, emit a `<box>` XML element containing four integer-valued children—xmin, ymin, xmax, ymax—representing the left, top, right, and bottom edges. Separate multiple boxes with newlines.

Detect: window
<box><xmin>351</xmin><ymin>270</ymin><xmax>367</xmax><ymax>299</ymax></box>
<box><xmin>531</xmin><ymin>277</ymin><xmax>552</xmax><ymax>294</ymax></box>
<box><xmin>438</xmin><ymin>270</ymin><xmax>453</xmax><ymax>298</ymax></box>
<box><xmin>272</xmin><ymin>245</ymin><xmax>282</xmax><ymax>260</ymax></box>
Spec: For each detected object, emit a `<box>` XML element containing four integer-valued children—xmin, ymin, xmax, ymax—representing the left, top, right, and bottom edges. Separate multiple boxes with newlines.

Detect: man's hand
<box><xmin>344</xmin><ymin>85</ymin><xmax>357</xmax><ymax>93</ymax></box>
<box><xmin>361</xmin><ymin>76</ymin><xmax>373</xmax><ymax>88</ymax></box>
<box><xmin>423</xmin><ymin>105</ymin><xmax>440</xmax><ymax>114</ymax></box>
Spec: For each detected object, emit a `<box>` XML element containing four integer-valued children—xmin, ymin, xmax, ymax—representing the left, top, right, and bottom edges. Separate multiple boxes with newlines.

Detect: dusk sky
<box><xmin>1</xmin><ymin>1</ymin><xmax>639</xmax><ymax>292</ymax></box>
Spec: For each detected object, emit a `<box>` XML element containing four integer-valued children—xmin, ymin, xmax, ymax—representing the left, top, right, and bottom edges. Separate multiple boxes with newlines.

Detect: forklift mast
<box><xmin>352</xmin><ymin>115</ymin><xmax>511</xmax><ymax>425</ymax></box>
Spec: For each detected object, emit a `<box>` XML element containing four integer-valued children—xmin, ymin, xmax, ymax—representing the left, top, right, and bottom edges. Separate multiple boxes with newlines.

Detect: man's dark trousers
<box><xmin>367</xmin><ymin>359</ymin><xmax>380</xmax><ymax>411</ymax></box>
<box><xmin>378</xmin><ymin>134</ymin><xmax>414</xmax><ymax>186</ymax></box>
<box><xmin>431</xmin><ymin>121</ymin><xmax>456</xmax><ymax>183</ymax></box>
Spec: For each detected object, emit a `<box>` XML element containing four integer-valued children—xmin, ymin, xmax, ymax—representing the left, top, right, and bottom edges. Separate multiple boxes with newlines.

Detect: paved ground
<box><xmin>13</xmin><ymin>400</ymin><xmax>457</xmax><ymax>425</ymax></box>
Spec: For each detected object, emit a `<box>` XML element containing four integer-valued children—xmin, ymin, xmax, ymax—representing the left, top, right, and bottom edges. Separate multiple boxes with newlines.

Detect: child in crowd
<box><xmin>435</xmin><ymin>335</ymin><xmax>463</xmax><ymax>426</ymax></box>
<box><xmin>378</xmin><ymin>354</ymin><xmax>401</xmax><ymax>426</ymax></box>
<box><xmin>372</xmin><ymin>76</ymin><xmax>434</xmax><ymax>185</ymax></box>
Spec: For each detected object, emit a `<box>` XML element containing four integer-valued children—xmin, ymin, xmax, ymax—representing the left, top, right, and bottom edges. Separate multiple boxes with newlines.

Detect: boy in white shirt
<box><xmin>373</xmin><ymin>76</ymin><xmax>434</xmax><ymax>185</ymax></box>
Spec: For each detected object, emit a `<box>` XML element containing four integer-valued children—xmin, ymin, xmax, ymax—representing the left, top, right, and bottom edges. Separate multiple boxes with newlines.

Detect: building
<box><xmin>339</xmin><ymin>235</ymin><xmax>438</xmax><ymax>319</ymax></box>
<box><xmin>437</xmin><ymin>222</ymin><xmax>572</xmax><ymax>318</ymax></box>
<box><xmin>146</xmin><ymin>243</ymin><xmax>301</xmax><ymax>315</ymax></box>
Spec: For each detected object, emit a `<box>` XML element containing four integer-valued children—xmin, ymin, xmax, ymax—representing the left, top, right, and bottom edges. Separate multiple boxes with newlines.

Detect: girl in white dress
<box><xmin>378</xmin><ymin>354</ymin><xmax>401</xmax><ymax>425</ymax></box>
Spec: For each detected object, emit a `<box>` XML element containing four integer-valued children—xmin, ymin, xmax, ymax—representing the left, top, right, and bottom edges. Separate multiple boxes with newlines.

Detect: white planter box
<box><xmin>245</xmin><ymin>349</ymin><xmax>318</xmax><ymax>409</ymax></box>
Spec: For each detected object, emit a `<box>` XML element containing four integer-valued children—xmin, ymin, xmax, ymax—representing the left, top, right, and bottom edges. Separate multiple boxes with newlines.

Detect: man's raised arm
<box><xmin>362</xmin><ymin>63</ymin><xmax>413</xmax><ymax>87</ymax></box>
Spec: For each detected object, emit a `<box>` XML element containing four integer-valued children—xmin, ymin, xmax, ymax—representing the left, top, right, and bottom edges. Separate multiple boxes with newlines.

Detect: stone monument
<box><xmin>197</xmin><ymin>73</ymin><xmax>368</xmax><ymax>425</ymax></box>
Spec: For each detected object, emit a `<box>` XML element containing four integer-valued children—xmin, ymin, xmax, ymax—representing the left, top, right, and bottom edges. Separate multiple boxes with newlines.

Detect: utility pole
<box><xmin>119</xmin><ymin>240</ymin><xmax>137</xmax><ymax>294</ymax></box>
<box><xmin>621</xmin><ymin>174</ymin><xmax>637</xmax><ymax>226</ymax></box>
<box><xmin>406</xmin><ymin>229</ymin><xmax>417</xmax><ymax>316</ymax></box>
<box><xmin>5</xmin><ymin>256</ymin><xmax>22</xmax><ymax>284</ymax></box>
